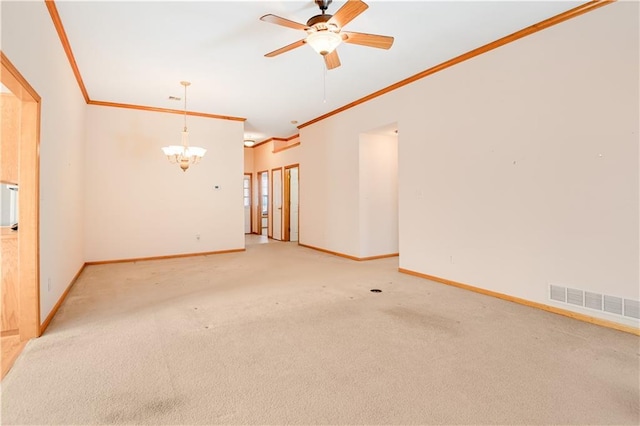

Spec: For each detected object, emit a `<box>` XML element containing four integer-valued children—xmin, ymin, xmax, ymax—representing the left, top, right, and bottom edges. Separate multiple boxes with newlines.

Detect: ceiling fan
<box><xmin>260</xmin><ymin>0</ymin><xmax>394</xmax><ymax>70</ymax></box>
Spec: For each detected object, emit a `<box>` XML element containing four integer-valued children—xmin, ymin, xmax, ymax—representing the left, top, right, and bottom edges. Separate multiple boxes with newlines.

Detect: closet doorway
<box><xmin>284</xmin><ymin>164</ymin><xmax>299</xmax><ymax>242</ymax></box>
<box><xmin>1</xmin><ymin>53</ymin><xmax>41</xmax><ymax>378</ymax></box>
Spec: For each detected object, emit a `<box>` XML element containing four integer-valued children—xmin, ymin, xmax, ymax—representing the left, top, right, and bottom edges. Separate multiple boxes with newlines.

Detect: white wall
<box><xmin>359</xmin><ymin>133</ymin><xmax>398</xmax><ymax>257</ymax></box>
<box><xmin>299</xmin><ymin>2</ymin><xmax>639</xmax><ymax>326</ymax></box>
<box><xmin>243</xmin><ymin>146</ymin><xmax>254</xmax><ymax>174</ymax></box>
<box><xmin>84</xmin><ymin>105</ymin><xmax>244</xmax><ymax>261</ymax></box>
<box><xmin>1</xmin><ymin>1</ymin><xmax>87</xmax><ymax>322</ymax></box>
<box><xmin>299</xmin><ymin>123</ymin><xmax>363</xmax><ymax>255</ymax></box>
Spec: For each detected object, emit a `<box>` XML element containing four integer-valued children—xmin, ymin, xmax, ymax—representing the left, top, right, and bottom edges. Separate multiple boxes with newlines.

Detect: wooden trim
<box><xmin>398</xmin><ymin>268</ymin><xmax>640</xmax><ymax>336</ymax></box>
<box><xmin>2</xmin><ymin>53</ymin><xmax>42</xmax><ymax>341</ymax></box>
<box><xmin>40</xmin><ymin>263</ymin><xmax>86</xmax><ymax>334</ymax></box>
<box><xmin>257</xmin><ymin>137</ymin><xmax>286</xmax><ymax>149</ymax></box>
<box><xmin>300</xmin><ymin>244</ymin><xmax>361</xmax><ymax>260</ymax></box>
<box><xmin>44</xmin><ymin>0</ymin><xmax>90</xmax><ymax>103</ymax></box>
<box><xmin>283</xmin><ymin>169</ymin><xmax>291</xmax><ymax>241</ymax></box>
<box><xmin>283</xmin><ymin>164</ymin><xmax>300</xmax><ymax>242</ymax></box>
<box><xmin>250</xmin><ymin>134</ymin><xmax>299</xmax><ymax>149</ymax></box>
<box><xmin>44</xmin><ymin>0</ymin><xmax>251</xmax><ymax>121</ymax></box>
<box><xmin>0</xmin><ymin>53</ymin><xmax>41</xmax><ymax>102</ymax></box>
<box><xmin>298</xmin><ymin>0</ymin><xmax>614</xmax><ymax>130</ymax></box>
<box><xmin>46</xmin><ymin>1</ymin><xmax>250</xmax><ymax>122</ymax></box>
<box><xmin>273</xmin><ymin>141</ymin><xmax>301</xmax><ymax>154</ymax></box>
<box><xmin>269</xmin><ymin>169</ymin><xmax>274</xmax><ymax>238</ymax></box>
<box><xmin>1</xmin><ymin>330</ymin><xmax>19</xmax><ymax>337</ymax></box>
<box><xmin>87</xmin><ymin>100</ymin><xmax>246</xmax><ymax>122</ymax></box>
<box><xmin>360</xmin><ymin>253</ymin><xmax>399</xmax><ymax>261</ymax></box>
<box><xmin>85</xmin><ymin>248</ymin><xmax>245</xmax><ymax>266</ymax></box>
<box><xmin>284</xmin><ymin>163</ymin><xmax>300</xmax><ymax>171</ymax></box>
<box><xmin>18</xmin><ymin>99</ymin><xmax>41</xmax><ymax>340</ymax></box>
<box><xmin>32</xmin><ymin>87</ymin><xmax>42</xmax><ymax>340</ymax></box>
<box><xmin>299</xmin><ymin>243</ymin><xmax>398</xmax><ymax>261</ymax></box>
<box><xmin>252</xmin><ymin>139</ymin><xmax>271</xmax><ymax>148</ymax></box>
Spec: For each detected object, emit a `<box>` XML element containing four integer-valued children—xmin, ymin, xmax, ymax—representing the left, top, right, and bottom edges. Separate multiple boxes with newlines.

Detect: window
<box><xmin>261</xmin><ymin>172</ymin><xmax>268</xmax><ymax>215</ymax></box>
<box><xmin>243</xmin><ymin>177</ymin><xmax>250</xmax><ymax>207</ymax></box>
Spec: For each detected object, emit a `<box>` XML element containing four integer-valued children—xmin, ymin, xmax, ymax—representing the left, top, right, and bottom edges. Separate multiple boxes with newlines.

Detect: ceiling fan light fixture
<box><xmin>306</xmin><ymin>30</ymin><xmax>342</xmax><ymax>55</ymax></box>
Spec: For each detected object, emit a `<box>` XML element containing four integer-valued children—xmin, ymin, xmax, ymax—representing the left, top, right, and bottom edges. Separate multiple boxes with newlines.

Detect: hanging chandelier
<box><xmin>161</xmin><ymin>81</ymin><xmax>206</xmax><ymax>172</ymax></box>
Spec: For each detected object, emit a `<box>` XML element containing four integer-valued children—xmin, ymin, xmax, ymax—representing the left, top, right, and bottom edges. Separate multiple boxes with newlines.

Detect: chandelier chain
<box><xmin>162</xmin><ymin>81</ymin><xmax>206</xmax><ymax>172</ymax></box>
<box><xmin>183</xmin><ymin>82</ymin><xmax>188</xmax><ymax>132</ymax></box>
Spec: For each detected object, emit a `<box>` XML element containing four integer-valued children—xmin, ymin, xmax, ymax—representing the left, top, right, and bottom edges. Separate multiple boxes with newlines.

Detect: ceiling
<box><xmin>54</xmin><ymin>0</ymin><xmax>585</xmax><ymax>142</ymax></box>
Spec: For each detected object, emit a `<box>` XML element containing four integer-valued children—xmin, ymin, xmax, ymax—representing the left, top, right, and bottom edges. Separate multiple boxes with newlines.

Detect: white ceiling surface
<box><xmin>55</xmin><ymin>0</ymin><xmax>585</xmax><ymax>141</ymax></box>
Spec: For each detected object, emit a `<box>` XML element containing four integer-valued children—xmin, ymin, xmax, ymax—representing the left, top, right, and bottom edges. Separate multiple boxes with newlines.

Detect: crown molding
<box><xmin>87</xmin><ymin>100</ymin><xmax>246</xmax><ymax>122</ymax></box>
<box><xmin>45</xmin><ymin>0</ymin><xmax>246</xmax><ymax>123</ymax></box>
<box><xmin>45</xmin><ymin>0</ymin><xmax>89</xmax><ymax>103</ymax></box>
<box><xmin>298</xmin><ymin>0</ymin><xmax>614</xmax><ymax>130</ymax></box>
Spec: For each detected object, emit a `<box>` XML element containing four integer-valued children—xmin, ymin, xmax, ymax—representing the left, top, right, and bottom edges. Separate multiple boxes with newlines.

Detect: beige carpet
<box><xmin>1</xmin><ymin>239</ymin><xmax>638</xmax><ymax>425</ymax></box>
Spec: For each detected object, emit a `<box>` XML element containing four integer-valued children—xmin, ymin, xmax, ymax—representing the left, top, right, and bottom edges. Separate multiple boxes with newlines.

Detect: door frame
<box><xmin>1</xmin><ymin>52</ymin><xmax>41</xmax><ymax>340</ymax></box>
<box><xmin>283</xmin><ymin>163</ymin><xmax>299</xmax><ymax>242</ymax></box>
<box><xmin>270</xmin><ymin>167</ymin><xmax>283</xmax><ymax>240</ymax></box>
<box><xmin>257</xmin><ymin>170</ymin><xmax>269</xmax><ymax>236</ymax></box>
<box><xmin>243</xmin><ymin>173</ymin><xmax>252</xmax><ymax>234</ymax></box>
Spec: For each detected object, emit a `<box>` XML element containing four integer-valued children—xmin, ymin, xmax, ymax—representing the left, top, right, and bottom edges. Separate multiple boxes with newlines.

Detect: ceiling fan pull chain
<box><xmin>323</xmin><ymin>62</ymin><xmax>327</xmax><ymax>104</ymax></box>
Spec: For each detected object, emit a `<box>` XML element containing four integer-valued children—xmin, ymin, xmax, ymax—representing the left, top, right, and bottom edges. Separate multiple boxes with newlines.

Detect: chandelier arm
<box><xmin>163</xmin><ymin>81</ymin><xmax>204</xmax><ymax>172</ymax></box>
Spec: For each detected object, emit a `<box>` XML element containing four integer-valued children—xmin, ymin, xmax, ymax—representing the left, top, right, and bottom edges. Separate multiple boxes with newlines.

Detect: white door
<box><xmin>243</xmin><ymin>175</ymin><xmax>251</xmax><ymax>234</ymax></box>
<box><xmin>272</xmin><ymin>169</ymin><xmax>282</xmax><ymax>240</ymax></box>
<box><xmin>289</xmin><ymin>167</ymin><xmax>299</xmax><ymax>242</ymax></box>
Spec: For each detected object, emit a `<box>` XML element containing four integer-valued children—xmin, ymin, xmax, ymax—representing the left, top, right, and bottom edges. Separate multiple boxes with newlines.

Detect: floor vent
<box><xmin>549</xmin><ymin>284</ymin><xmax>638</xmax><ymax>320</ymax></box>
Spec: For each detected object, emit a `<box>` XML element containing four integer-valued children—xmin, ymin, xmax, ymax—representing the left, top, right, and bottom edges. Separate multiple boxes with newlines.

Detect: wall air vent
<box><xmin>603</xmin><ymin>295</ymin><xmax>623</xmax><ymax>315</ymax></box>
<box><xmin>584</xmin><ymin>292</ymin><xmax>603</xmax><ymax>310</ymax></box>
<box><xmin>550</xmin><ymin>285</ymin><xmax>566</xmax><ymax>303</ymax></box>
<box><xmin>549</xmin><ymin>284</ymin><xmax>638</xmax><ymax>321</ymax></box>
<box><xmin>623</xmin><ymin>299</ymin><xmax>640</xmax><ymax>319</ymax></box>
<box><xmin>567</xmin><ymin>288</ymin><xmax>584</xmax><ymax>306</ymax></box>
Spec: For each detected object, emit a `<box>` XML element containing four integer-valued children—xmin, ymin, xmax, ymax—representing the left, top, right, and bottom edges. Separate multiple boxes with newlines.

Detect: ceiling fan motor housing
<box><xmin>306</xmin><ymin>13</ymin><xmax>334</xmax><ymax>29</ymax></box>
<box><xmin>315</xmin><ymin>0</ymin><xmax>332</xmax><ymax>12</ymax></box>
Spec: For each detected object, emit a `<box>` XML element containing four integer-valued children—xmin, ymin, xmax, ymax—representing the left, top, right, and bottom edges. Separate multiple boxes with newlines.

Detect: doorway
<box><xmin>1</xmin><ymin>53</ymin><xmax>41</xmax><ymax>378</ymax></box>
<box><xmin>258</xmin><ymin>170</ymin><xmax>269</xmax><ymax>236</ymax></box>
<box><xmin>243</xmin><ymin>173</ymin><xmax>252</xmax><ymax>234</ymax></box>
<box><xmin>271</xmin><ymin>168</ymin><xmax>283</xmax><ymax>240</ymax></box>
<box><xmin>359</xmin><ymin>122</ymin><xmax>399</xmax><ymax>258</ymax></box>
<box><xmin>284</xmin><ymin>164</ymin><xmax>299</xmax><ymax>242</ymax></box>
